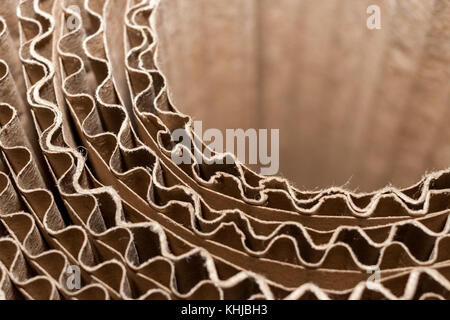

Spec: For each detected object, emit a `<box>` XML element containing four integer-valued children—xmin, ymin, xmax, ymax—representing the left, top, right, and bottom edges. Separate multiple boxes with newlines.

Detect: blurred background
<box><xmin>154</xmin><ymin>0</ymin><xmax>450</xmax><ymax>192</ymax></box>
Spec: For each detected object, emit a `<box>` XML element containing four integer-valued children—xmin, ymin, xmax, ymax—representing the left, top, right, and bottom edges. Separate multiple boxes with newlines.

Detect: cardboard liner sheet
<box><xmin>0</xmin><ymin>0</ymin><xmax>448</xmax><ymax>300</ymax></box>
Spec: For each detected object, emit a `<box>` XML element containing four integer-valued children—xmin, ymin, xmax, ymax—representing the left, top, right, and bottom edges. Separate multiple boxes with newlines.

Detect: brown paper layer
<box><xmin>0</xmin><ymin>0</ymin><xmax>448</xmax><ymax>300</ymax></box>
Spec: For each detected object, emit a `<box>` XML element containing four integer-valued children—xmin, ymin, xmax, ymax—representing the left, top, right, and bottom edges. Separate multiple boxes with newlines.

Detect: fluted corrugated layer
<box><xmin>0</xmin><ymin>0</ymin><xmax>448</xmax><ymax>300</ymax></box>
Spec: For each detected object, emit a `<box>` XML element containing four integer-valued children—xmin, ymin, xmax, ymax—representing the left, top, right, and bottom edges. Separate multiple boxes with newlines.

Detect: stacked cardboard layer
<box><xmin>0</xmin><ymin>0</ymin><xmax>448</xmax><ymax>300</ymax></box>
